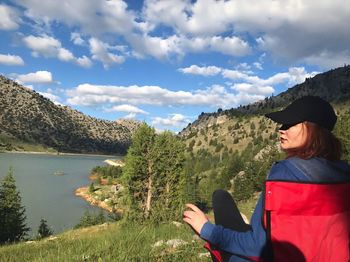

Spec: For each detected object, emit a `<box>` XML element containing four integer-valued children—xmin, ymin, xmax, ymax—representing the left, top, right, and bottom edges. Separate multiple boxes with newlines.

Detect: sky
<box><xmin>1</xmin><ymin>0</ymin><xmax>349</xmax><ymax>133</ymax></box>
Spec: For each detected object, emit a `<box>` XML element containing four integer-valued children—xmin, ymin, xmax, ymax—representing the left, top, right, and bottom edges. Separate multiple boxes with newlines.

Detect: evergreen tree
<box><xmin>122</xmin><ymin>123</ymin><xmax>156</xmax><ymax>221</ymax></box>
<box><xmin>37</xmin><ymin>218</ymin><xmax>53</xmax><ymax>239</ymax></box>
<box><xmin>150</xmin><ymin>131</ymin><xmax>188</xmax><ymax>222</ymax></box>
<box><xmin>334</xmin><ymin>112</ymin><xmax>350</xmax><ymax>162</ymax></box>
<box><xmin>0</xmin><ymin>168</ymin><xmax>29</xmax><ymax>243</ymax></box>
<box><xmin>122</xmin><ymin>125</ymin><xmax>188</xmax><ymax>223</ymax></box>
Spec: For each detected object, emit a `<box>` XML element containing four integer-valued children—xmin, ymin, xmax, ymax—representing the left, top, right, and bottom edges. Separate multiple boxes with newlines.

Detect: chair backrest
<box><xmin>264</xmin><ymin>181</ymin><xmax>350</xmax><ymax>262</ymax></box>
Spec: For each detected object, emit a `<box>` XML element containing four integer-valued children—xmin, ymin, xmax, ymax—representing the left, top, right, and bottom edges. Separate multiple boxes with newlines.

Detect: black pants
<box><xmin>212</xmin><ymin>189</ymin><xmax>251</xmax><ymax>262</ymax></box>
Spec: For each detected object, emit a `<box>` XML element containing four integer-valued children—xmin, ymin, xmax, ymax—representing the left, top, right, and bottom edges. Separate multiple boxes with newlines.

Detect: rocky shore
<box><xmin>75</xmin><ymin>187</ymin><xmax>114</xmax><ymax>212</ymax></box>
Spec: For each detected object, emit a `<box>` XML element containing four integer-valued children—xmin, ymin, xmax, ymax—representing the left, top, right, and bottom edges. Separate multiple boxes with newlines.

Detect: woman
<box><xmin>183</xmin><ymin>96</ymin><xmax>350</xmax><ymax>261</ymax></box>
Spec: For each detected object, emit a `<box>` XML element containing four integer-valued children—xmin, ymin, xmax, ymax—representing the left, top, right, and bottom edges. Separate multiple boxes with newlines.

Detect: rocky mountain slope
<box><xmin>180</xmin><ymin>65</ymin><xmax>350</xmax><ymax>155</ymax></box>
<box><xmin>0</xmin><ymin>76</ymin><xmax>140</xmax><ymax>154</ymax></box>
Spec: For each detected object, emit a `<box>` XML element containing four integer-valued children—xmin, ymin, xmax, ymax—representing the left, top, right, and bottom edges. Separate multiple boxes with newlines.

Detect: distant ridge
<box><xmin>181</xmin><ymin>65</ymin><xmax>350</xmax><ymax>136</ymax></box>
<box><xmin>0</xmin><ymin>76</ymin><xmax>141</xmax><ymax>154</ymax></box>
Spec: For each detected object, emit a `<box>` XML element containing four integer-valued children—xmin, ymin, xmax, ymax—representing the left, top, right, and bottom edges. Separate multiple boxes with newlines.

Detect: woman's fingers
<box><xmin>185</xmin><ymin>203</ymin><xmax>202</xmax><ymax>213</ymax></box>
<box><xmin>183</xmin><ymin>210</ymin><xmax>194</xmax><ymax>219</ymax></box>
<box><xmin>183</xmin><ymin>203</ymin><xmax>209</xmax><ymax>235</ymax></box>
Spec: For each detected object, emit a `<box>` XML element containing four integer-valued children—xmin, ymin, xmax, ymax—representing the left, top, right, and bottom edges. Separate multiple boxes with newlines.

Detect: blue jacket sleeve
<box><xmin>200</xmin><ymin>195</ymin><xmax>266</xmax><ymax>257</ymax></box>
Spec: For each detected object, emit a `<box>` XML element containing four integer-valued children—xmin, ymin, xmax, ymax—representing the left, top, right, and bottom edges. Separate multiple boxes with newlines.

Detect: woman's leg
<box><xmin>212</xmin><ymin>189</ymin><xmax>251</xmax><ymax>232</ymax></box>
<box><xmin>211</xmin><ymin>189</ymin><xmax>251</xmax><ymax>262</ymax></box>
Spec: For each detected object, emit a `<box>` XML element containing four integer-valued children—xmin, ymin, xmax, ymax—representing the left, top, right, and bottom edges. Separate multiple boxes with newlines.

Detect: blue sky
<box><xmin>1</xmin><ymin>0</ymin><xmax>349</xmax><ymax>132</ymax></box>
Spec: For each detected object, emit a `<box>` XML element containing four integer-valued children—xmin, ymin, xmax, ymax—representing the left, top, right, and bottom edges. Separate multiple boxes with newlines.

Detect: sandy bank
<box><xmin>75</xmin><ymin>187</ymin><xmax>114</xmax><ymax>213</ymax></box>
<box><xmin>103</xmin><ymin>159</ymin><xmax>125</xmax><ymax>166</ymax></box>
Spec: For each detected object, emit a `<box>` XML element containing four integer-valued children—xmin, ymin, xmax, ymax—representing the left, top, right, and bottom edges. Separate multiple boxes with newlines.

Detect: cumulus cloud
<box><xmin>0</xmin><ymin>4</ymin><xmax>21</xmax><ymax>30</ymax></box>
<box><xmin>66</xmin><ymin>83</ymin><xmax>268</xmax><ymax>110</ymax></box>
<box><xmin>15</xmin><ymin>70</ymin><xmax>53</xmax><ymax>84</ymax></box>
<box><xmin>15</xmin><ymin>0</ymin><xmax>136</xmax><ymax>36</ymax></box>
<box><xmin>23</xmin><ymin>34</ymin><xmax>92</xmax><ymax>67</ymax></box>
<box><xmin>0</xmin><ymin>54</ymin><xmax>24</xmax><ymax>66</ymax></box>
<box><xmin>179</xmin><ymin>65</ymin><xmax>222</xmax><ymax>76</ymax></box>
<box><xmin>11</xmin><ymin>0</ymin><xmax>350</xmax><ymax>68</ymax></box>
<box><xmin>231</xmin><ymin>83</ymin><xmax>274</xmax><ymax>96</ymax></box>
<box><xmin>105</xmin><ymin>104</ymin><xmax>148</xmax><ymax>115</ymax></box>
<box><xmin>152</xmin><ymin>114</ymin><xmax>191</xmax><ymax>128</ymax></box>
<box><xmin>89</xmin><ymin>38</ymin><xmax>125</xmax><ymax>68</ymax></box>
<box><xmin>143</xmin><ymin>0</ymin><xmax>350</xmax><ymax>68</ymax></box>
<box><xmin>222</xmin><ymin>66</ymin><xmax>318</xmax><ymax>87</ymax></box>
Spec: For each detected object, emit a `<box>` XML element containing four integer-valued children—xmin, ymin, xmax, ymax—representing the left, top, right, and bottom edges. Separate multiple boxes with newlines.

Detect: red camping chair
<box><xmin>264</xmin><ymin>181</ymin><xmax>350</xmax><ymax>262</ymax></box>
<box><xmin>204</xmin><ymin>181</ymin><xmax>350</xmax><ymax>262</ymax></box>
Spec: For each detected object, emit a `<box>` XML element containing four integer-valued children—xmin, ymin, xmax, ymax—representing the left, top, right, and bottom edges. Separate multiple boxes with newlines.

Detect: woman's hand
<box><xmin>183</xmin><ymin>203</ymin><xmax>209</xmax><ymax>235</ymax></box>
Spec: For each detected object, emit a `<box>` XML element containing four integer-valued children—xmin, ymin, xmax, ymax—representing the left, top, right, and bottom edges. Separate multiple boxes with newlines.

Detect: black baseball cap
<box><xmin>265</xmin><ymin>96</ymin><xmax>337</xmax><ymax>131</ymax></box>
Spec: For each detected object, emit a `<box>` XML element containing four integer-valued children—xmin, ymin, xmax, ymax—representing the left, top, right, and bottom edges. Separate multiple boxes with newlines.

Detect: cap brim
<box><xmin>265</xmin><ymin>110</ymin><xmax>301</xmax><ymax>125</ymax></box>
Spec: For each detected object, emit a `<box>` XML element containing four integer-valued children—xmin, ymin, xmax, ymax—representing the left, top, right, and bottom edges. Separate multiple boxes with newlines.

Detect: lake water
<box><xmin>0</xmin><ymin>152</ymin><xmax>121</xmax><ymax>237</ymax></box>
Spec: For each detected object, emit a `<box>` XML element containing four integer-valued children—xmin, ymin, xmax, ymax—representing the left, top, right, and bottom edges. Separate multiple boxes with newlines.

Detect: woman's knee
<box><xmin>212</xmin><ymin>189</ymin><xmax>232</xmax><ymax>202</ymax></box>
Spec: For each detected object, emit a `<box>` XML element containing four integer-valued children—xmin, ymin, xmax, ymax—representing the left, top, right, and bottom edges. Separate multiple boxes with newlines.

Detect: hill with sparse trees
<box><xmin>0</xmin><ymin>76</ymin><xmax>141</xmax><ymax>154</ymax></box>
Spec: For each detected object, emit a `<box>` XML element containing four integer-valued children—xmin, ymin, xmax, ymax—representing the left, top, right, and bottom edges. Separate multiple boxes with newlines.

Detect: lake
<box><xmin>0</xmin><ymin>152</ymin><xmax>121</xmax><ymax>237</ymax></box>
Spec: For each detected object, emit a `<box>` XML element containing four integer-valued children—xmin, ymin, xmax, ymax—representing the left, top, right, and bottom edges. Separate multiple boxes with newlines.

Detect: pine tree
<box><xmin>150</xmin><ymin>131</ymin><xmax>188</xmax><ymax>222</ymax></box>
<box><xmin>37</xmin><ymin>218</ymin><xmax>53</xmax><ymax>239</ymax></box>
<box><xmin>122</xmin><ymin>125</ymin><xmax>188</xmax><ymax>223</ymax></box>
<box><xmin>122</xmin><ymin>123</ymin><xmax>156</xmax><ymax>221</ymax></box>
<box><xmin>0</xmin><ymin>168</ymin><xmax>29</xmax><ymax>243</ymax></box>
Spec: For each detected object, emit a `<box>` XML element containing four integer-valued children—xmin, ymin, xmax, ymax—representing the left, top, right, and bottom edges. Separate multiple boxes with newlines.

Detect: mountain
<box><xmin>0</xmin><ymin>76</ymin><xmax>141</xmax><ymax>154</ymax></box>
<box><xmin>180</xmin><ymin>65</ymin><xmax>350</xmax><ymax>155</ymax></box>
<box><xmin>181</xmin><ymin>65</ymin><xmax>350</xmax><ymax>137</ymax></box>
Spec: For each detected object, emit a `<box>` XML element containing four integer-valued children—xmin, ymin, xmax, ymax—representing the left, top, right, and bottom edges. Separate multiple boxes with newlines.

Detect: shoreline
<box><xmin>75</xmin><ymin>186</ymin><xmax>114</xmax><ymax>213</ymax></box>
<box><xmin>1</xmin><ymin>150</ymin><xmax>123</xmax><ymax>158</ymax></box>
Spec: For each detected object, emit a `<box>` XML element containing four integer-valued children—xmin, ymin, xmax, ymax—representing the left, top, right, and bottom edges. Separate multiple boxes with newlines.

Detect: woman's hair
<box><xmin>286</xmin><ymin>122</ymin><xmax>342</xmax><ymax>161</ymax></box>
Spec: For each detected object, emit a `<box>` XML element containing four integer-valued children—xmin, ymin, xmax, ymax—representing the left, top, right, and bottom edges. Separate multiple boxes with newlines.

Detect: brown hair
<box><xmin>286</xmin><ymin>122</ymin><xmax>342</xmax><ymax>161</ymax></box>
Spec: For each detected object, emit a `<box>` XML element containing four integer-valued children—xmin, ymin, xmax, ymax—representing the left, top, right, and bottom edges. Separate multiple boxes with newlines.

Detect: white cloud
<box><xmin>13</xmin><ymin>0</ymin><xmax>350</xmax><ymax>68</ymax></box>
<box><xmin>66</xmin><ymin>83</ymin><xmax>267</xmax><ymax>110</ymax></box>
<box><xmin>0</xmin><ymin>4</ymin><xmax>21</xmax><ymax>30</ymax></box>
<box><xmin>0</xmin><ymin>54</ymin><xmax>24</xmax><ymax>66</ymax></box>
<box><xmin>179</xmin><ymin>65</ymin><xmax>222</xmax><ymax>76</ymax></box>
<box><xmin>105</xmin><ymin>104</ymin><xmax>148</xmax><ymax>115</ymax></box>
<box><xmin>76</xmin><ymin>56</ymin><xmax>93</xmax><ymax>68</ymax></box>
<box><xmin>23</xmin><ymin>34</ymin><xmax>92</xmax><ymax>67</ymax></box>
<box><xmin>15</xmin><ymin>0</ymin><xmax>137</xmax><ymax>36</ymax></box>
<box><xmin>152</xmin><ymin>114</ymin><xmax>191</xmax><ymax>128</ymax></box>
<box><xmin>15</xmin><ymin>70</ymin><xmax>53</xmax><ymax>84</ymax></box>
<box><xmin>209</xmin><ymin>36</ymin><xmax>250</xmax><ymax>56</ymax></box>
<box><xmin>143</xmin><ymin>0</ymin><xmax>350</xmax><ymax>68</ymax></box>
<box><xmin>231</xmin><ymin>83</ymin><xmax>274</xmax><ymax>96</ymax></box>
<box><xmin>89</xmin><ymin>38</ymin><xmax>125</xmax><ymax>68</ymax></box>
<box><xmin>70</xmin><ymin>32</ymin><xmax>85</xmax><ymax>46</ymax></box>
<box><xmin>222</xmin><ymin>67</ymin><xmax>318</xmax><ymax>87</ymax></box>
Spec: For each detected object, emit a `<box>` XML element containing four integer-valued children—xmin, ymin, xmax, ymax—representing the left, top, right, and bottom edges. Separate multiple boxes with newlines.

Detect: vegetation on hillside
<box><xmin>0</xmin><ymin>76</ymin><xmax>140</xmax><ymax>154</ymax></box>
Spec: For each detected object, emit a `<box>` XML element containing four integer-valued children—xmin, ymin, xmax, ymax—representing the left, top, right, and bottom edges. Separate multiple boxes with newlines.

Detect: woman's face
<box><xmin>278</xmin><ymin>122</ymin><xmax>308</xmax><ymax>150</ymax></box>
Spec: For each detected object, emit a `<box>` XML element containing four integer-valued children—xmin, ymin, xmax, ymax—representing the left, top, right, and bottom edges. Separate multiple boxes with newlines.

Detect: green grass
<box><xmin>0</xmin><ymin>222</ymin><xmax>211</xmax><ymax>262</ymax></box>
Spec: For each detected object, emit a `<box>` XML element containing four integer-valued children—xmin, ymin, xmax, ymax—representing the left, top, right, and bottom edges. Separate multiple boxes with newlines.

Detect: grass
<box><xmin>0</xmin><ymin>222</ymin><xmax>211</xmax><ymax>262</ymax></box>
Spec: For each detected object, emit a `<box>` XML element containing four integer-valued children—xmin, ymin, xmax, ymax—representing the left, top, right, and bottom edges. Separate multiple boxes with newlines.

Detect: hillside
<box><xmin>0</xmin><ymin>76</ymin><xmax>140</xmax><ymax>154</ymax></box>
<box><xmin>180</xmin><ymin>65</ymin><xmax>350</xmax><ymax>155</ymax></box>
